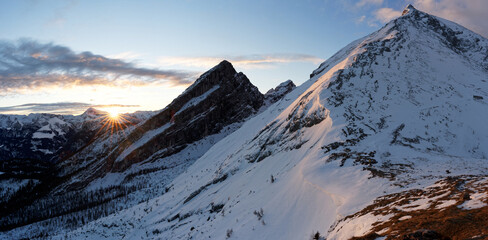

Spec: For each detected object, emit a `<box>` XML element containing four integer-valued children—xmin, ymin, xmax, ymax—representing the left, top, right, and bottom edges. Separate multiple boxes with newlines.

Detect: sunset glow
<box><xmin>89</xmin><ymin>108</ymin><xmax>137</xmax><ymax>140</ymax></box>
<box><xmin>106</xmin><ymin>108</ymin><xmax>121</xmax><ymax>120</ymax></box>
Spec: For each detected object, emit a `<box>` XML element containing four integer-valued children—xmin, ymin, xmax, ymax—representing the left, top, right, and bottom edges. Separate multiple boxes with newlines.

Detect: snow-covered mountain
<box><xmin>0</xmin><ymin>108</ymin><xmax>153</xmax><ymax>162</ymax></box>
<box><xmin>0</xmin><ymin>113</ymin><xmax>83</xmax><ymax>162</ymax></box>
<box><xmin>0</xmin><ymin>108</ymin><xmax>154</xmax><ymax>230</ymax></box>
<box><xmin>2</xmin><ymin>4</ymin><xmax>488</xmax><ymax>239</ymax></box>
<box><xmin>0</xmin><ymin>59</ymin><xmax>296</xmax><ymax>235</ymax></box>
<box><xmin>56</xmin><ymin>60</ymin><xmax>267</xmax><ymax>190</ymax></box>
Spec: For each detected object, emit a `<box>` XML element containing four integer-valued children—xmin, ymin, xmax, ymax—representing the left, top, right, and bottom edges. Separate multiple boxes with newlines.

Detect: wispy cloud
<box><xmin>356</xmin><ymin>0</ymin><xmax>383</xmax><ymax>8</ymax></box>
<box><xmin>374</xmin><ymin>7</ymin><xmax>402</xmax><ymax>23</ymax></box>
<box><xmin>356</xmin><ymin>15</ymin><xmax>366</xmax><ymax>24</ymax></box>
<box><xmin>45</xmin><ymin>0</ymin><xmax>77</xmax><ymax>28</ymax></box>
<box><xmin>412</xmin><ymin>0</ymin><xmax>488</xmax><ymax>37</ymax></box>
<box><xmin>0</xmin><ymin>39</ymin><xmax>196</xmax><ymax>94</ymax></box>
<box><xmin>0</xmin><ymin>102</ymin><xmax>140</xmax><ymax>115</ymax></box>
<box><xmin>158</xmin><ymin>54</ymin><xmax>324</xmax><ymax>70</ymax></box>
<box><xmin>107</xmin><ymin>51</ymin><xmax>142</xmax><ymax>60</ymax></box>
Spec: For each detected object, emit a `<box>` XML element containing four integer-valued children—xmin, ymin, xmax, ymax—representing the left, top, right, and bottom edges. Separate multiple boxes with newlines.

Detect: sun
<box><xmin>93</xmin><ymin>107</ymin><xmax>136</xmax><ymax>139</ymax></box>
<box><xmin>107</xmin><ymin>108</ymin><xmax>120</xmax><ymax>120</ymax></box>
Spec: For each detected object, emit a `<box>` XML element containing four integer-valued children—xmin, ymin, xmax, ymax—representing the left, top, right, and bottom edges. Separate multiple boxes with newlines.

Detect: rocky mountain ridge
<box><xmin>56</xmin><ymin>60</ymin><xmax>271</xmax><ymax>189</ymax></box>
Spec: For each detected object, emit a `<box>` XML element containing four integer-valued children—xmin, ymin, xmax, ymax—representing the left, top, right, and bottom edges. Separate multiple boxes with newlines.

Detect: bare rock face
<box><xmin>402</xmin><ymin>229</ymin><xmax>451</xmax><ymax>240</ymax></box>
<box><xmin>108</xmin><ymin>60</ymin><xmax>264</xmax><ymax>172</ymax></box>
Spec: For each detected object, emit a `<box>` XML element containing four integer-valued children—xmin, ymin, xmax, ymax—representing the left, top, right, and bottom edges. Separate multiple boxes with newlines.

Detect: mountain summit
<box><xmin>401</xmin><ymin>4</ymin><xmax>416</xmax><ymax>16</ymax></box>
<box><xmin>307</xmin><ymin>4</ymin><xmax>488</xmax><ymax>160</ymax></box>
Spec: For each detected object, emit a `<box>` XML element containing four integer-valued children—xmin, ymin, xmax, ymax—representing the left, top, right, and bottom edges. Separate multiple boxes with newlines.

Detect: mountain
<box><xmin>0</xmin><ymin>113</ymin><xmax>80</xmax><ymax>162</ymax></box>
<box><xmin>107</xmin><ymin>60</ymin><xmax>264</xmax><ymax>172</ymax></box>
<box><xmin>0</xmin><ymin>109</ymin><xmax>152</xmax><ymax>163</ymax></box>
<box><xmin>0</xmin><ymin>108</ymin><xmax>154</xmax><ymax>230</ymax></box>
<box><xmin>0</xmin><ymin>60</ymin><xmax>295</xmax><ymax>234</ymax></box>
<box><xmin>2</xmin><ymin>5</ymin><xmax>488</xmax><ymax>239</ymax></box>
<box><xmin>56</xmin><ymin>60</ymin><xmax>266</xmax><ymax>190</ymax></box>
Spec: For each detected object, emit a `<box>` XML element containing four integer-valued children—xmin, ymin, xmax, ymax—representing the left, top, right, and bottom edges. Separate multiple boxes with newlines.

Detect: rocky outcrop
<box><xmin>402</xmin><ymin>230</ymin><xmax>451</xmax><ymax>240</ymax></box>
<box><xmin>107</xmin><ymin>60</ymin><xmax>264</xmax><ymax>171</ymax></box>
<box><xmin>263</xmin><ymin>80</ymin><xmax>296</xmax><ymax>105</ymax></box>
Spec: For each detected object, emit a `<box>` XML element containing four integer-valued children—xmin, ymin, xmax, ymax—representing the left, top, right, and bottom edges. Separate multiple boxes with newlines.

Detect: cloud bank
<box><xmin>0</xmin><ymin>102</ymin><xmax>140</xmax><ymax>115</ymax></box>
<box><xmin>159</xmin><ymin>54</ymin><xmax>324</xmax><ymax>69</ymax></box>
<box><xmin>0</xmin><ymin>39</ymin><xmax>195</xmax><ymax>94</ymax></box>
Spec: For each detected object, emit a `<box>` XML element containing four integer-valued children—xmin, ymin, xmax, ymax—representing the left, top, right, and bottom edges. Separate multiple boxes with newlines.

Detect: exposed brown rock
<box><xmin>340</xmin><ymin>176</ymin><xmax>488</xmax><ymax>240</ymax></box>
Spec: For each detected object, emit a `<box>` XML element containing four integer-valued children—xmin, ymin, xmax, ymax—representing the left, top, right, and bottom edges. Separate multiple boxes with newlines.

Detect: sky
<box><xmin>0</xmin><ymin>0</ymin><xmax>487</xmax><ymax>115</ymax></box>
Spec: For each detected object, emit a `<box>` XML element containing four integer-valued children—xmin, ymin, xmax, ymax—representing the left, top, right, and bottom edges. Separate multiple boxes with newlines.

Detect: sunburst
<box><xmin>90</xmin><ymin>108</ymin><xmax>137</xmax><ymax>142</ymax></box>
<box><xmin>107</xmin><ymin>108</ymin><xmax>121</xmax><ymax>120</ymax></box>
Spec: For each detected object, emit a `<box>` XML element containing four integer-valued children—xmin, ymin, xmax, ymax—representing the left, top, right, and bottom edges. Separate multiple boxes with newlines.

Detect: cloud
<box><xmin>356</xmin><ymin>15</ymin><xmax>366</xmax><ymax>24</ymax></box>
<box><xmin>0</xmin><ymin>102</ymin><xmax>140</xmax><ymax>115</ymax></box>
<box><xmin>158</xmin><ymin>54</ymin><xmax>324</xmax><ymax>70</ymax></box>
<box><xmin>356</xmin><ymin>0</ymin><xmax>383</xmax><ymax>7</ymax></box>
<box><xmin>412</xmin><ymin>0</ymin><xmax>488</xmax><ymax>37</ymax></box>
<box><xmin>374</xmin><ymin>7</ymin><xmax>402</xmax><ymax>23</ymax></box>
<box><xmin>0</xmin><ymin>39</ymin><xmax>196</xmax><ymax>94</ymax></box>
<box><xmin>107</xmin><ymin>51</ymin><xmax>142</xmax><ymax>60</ymax></box>
<box><xmin>45</xmin><ymin>0</ymin><xmax>77</xmax><ymax>28</ymax></box>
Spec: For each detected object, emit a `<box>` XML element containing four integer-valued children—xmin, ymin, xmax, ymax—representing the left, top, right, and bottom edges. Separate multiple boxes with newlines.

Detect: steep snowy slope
<box><xmin>3</xmin><ymin>5</ymin><xmax>488</xmax><ymax>239</ymax></box>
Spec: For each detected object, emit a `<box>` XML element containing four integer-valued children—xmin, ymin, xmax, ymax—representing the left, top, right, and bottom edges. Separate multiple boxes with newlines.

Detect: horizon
<box><xmin>1</xmin><ymin>0</ymin><xmax>487</xmax><ymax>116</ymax></box>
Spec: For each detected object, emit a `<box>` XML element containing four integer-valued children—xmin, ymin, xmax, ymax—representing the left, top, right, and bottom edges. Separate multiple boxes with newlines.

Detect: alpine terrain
<box><xmin>1</xmin><ymin>4</ymin><xmax>488</xmax><ymax>240</ymax></box>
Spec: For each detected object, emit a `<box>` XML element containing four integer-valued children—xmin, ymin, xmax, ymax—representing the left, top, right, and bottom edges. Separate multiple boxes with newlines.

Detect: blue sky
<box><xmin>0</xmin><ymin>0</ymin><xmax>486</xmax><ymax>115</ymax></box>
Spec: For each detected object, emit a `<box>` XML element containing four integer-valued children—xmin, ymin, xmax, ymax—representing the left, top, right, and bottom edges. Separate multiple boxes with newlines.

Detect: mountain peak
<box><xmin>216</xmin><ymin>59</ymin><xmax>232</xmax><ymax>68</ymax></box>
<box><xmin>81</xmin><ymin>107</ymin><xmax>105</xmax><ymax>117</ymax></box>
<box><xmin>82</xmin><ymin>107</ymin><xmax>98</xmax><ymax>115</ymax></box>
<box><xmin>101</xmin><ymin>59</ymin><xmax>264</xmax><ymax>172</ymax></box>
<box><xmin>401</xmin><ymin>4</ymin><xmax>417</xmax><ymax>16</ymax></box>
<box><xmin>206</xmin><ymin>60</ymin><xmax>235</xmax><ymax>76</ymax></box>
